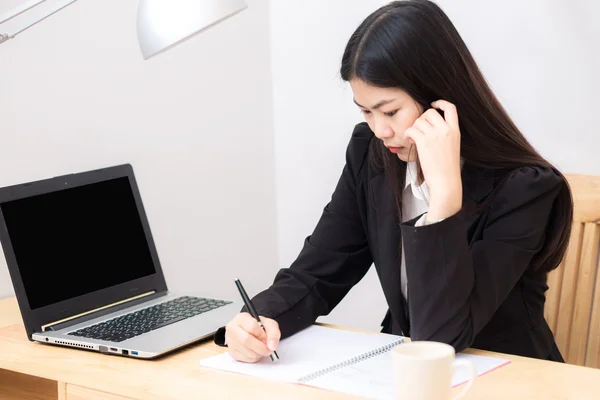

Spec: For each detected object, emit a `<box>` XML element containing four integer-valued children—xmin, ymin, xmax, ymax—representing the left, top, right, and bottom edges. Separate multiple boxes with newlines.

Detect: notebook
<box><xmin>200</xmin><ymin>325</ymin><xmax>510</xmax><ymax>399</ymax></box>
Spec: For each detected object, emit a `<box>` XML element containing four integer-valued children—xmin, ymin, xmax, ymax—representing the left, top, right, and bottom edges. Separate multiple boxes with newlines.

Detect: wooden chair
<box><xmin>545</xmin><ymin>174</ymin><xmax>600</xmax><ymax>368</ymax></box>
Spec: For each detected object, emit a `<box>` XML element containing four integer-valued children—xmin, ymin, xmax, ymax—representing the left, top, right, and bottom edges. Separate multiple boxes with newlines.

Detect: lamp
<box><xmin>137</xmin><ymin>0</ymin><xmax>247</xmax><ymax>60</ymax></box>
<box><xmin>0</xmin><ymin>0</ymin><xmax>248</xmax><ymax>59</ymax></box>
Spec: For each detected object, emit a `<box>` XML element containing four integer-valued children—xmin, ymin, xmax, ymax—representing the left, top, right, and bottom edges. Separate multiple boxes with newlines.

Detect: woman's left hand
<box><xmin>404</xmin><ymin>100</ymin><xmax>462</xmax><ymax>222</ymax></box>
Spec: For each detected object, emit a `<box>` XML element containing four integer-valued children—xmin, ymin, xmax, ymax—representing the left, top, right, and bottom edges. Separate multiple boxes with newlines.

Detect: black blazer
<box><xmin>228</xmin><ymin>123</ymin><xmax>565</xmax><ymax>361</ymax></box>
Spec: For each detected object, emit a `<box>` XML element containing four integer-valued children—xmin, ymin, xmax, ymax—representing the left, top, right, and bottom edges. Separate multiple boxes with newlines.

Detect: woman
<box><xmin>216</xmin><ymin>0</ymin><xmax>572</xmax><ymax>362</ymax></box>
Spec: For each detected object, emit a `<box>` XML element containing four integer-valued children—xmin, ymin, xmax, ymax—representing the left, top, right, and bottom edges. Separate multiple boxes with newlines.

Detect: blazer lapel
<box><xmin>367</xmin><ymin>163</ymin><xmax>498</xmax><ymax>337</ymax></box>
<box><xmin>369</xmin><ymin>173</ymin><xmax>410</xmax><ymax>336</ymax></box>
<box><xmin>461</xmin><ymin>165</ymin><xmax>497</xmax><ymax>226</ymax></box>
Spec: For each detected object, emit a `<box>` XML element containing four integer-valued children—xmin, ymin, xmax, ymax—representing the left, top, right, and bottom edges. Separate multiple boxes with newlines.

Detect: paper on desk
<box><xmin>200</xmin><ymin>325</ymin><xmax>510</xmax><ymax>399</ymax></box>
<box><xmin>308</xmin><ymin>351</ymin><xmax>510</xmax><ymax>399</ymax></box>
<box><xmin>200</xmin><ymin>325</ymin><xmax>404</xmax><ymax>383</ymax></box>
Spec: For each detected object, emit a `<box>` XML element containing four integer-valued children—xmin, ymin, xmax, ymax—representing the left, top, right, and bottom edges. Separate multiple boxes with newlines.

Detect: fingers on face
<box><xmin>422</xmin><ymin>108</ymin><xmax>446</xmax><ymax>128</ymax></box>
<box><xmin>431</xmin><ymin>100</ymin><xmax>458</xmax><ymax>129</ymax></box>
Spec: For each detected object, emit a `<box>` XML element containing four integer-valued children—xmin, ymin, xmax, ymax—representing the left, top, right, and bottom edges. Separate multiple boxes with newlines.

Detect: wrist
<box><xmin>426</xmin><ymin>206</ymin><xmax>460</xmax><ymax>223</ymax></box>
<box><xmin>427</xmin><ymin>190</ymin><xmax>462</xmax><ymax>222</ymax></box>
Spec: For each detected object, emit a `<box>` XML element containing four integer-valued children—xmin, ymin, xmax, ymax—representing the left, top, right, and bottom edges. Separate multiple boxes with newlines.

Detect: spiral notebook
<box><xmin>200</xmin><ymin>325</ymin><xmax>509</xmax><ymax>399</ymax></box>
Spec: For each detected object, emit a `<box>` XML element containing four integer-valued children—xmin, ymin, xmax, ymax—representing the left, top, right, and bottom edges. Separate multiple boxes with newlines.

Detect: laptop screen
<box><xmin>0</xmin><ymin>177</ymin><xmax>157</xmax><ymax>310</ymax></box>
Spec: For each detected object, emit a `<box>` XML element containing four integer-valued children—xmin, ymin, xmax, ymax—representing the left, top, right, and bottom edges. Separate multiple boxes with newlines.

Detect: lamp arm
<box><xmin>0</xmin><ymin>0</ymin><xmax>79</xmax><ymax>44</ymax></box>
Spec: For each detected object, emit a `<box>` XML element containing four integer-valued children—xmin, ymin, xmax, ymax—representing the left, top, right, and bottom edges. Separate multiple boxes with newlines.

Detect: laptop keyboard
<box><xmin>67</xmin><ymin>296</ymin><xmax>232</xmax><ymax>343</ymax></box>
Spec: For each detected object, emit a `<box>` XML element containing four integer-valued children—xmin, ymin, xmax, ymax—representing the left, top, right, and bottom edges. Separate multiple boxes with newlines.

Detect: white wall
<box><xmin>2</xmin><ymin>0</ymin><xmax>598</xmax><ymax>331</ymax></box>
<box><xmin>0</xmin><ymin>0</ymin><xmax>277</xmax><ymax>301</ymax></box>
<box><xmin>270</xmin><ymin>0</ymin><xmax>600</xmax><ymax>331</ymax></box>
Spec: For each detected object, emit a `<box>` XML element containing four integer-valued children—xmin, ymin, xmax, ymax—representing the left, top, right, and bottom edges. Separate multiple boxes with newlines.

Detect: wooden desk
<box><xmin>1</xmin><ymin>297</ymin><xmax>599</xmax><ymax>400</ymax></box>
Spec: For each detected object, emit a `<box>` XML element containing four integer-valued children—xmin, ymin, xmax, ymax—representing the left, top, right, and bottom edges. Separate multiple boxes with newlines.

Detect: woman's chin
<box><xmin>397</xmin><ymin>152</ymin><xmax>417</xmax><ymax>163</ymax></box>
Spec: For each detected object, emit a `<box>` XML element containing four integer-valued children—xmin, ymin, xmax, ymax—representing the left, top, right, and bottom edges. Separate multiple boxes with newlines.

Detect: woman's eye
<box><xmin>361</xmin><ymin>109</ymin><xmax>372</xmax><ymax>115</ymax></box>
<box><xmin>384</xmin><ymin>110</ymin><xmax>398</xmax><ymax>117</ymax></box>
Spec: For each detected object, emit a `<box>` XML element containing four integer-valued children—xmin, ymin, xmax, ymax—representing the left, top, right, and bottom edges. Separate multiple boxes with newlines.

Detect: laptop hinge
<box><xmin>42</xmin><ymin>291</ymin><xmax>158</xmax><ymax>332</ymax></box>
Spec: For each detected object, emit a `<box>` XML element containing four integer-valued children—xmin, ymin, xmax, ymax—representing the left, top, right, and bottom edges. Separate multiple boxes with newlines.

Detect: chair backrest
<box><xmin>545</xmin><ymin>174</ymin><xmax>600</xmax><ymax>368</ymax></box>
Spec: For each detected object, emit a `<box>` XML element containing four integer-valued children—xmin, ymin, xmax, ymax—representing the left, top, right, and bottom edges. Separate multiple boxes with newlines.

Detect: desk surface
<box><xmin>1</xmin><ymin>297</ymin><xmax>599</xmax><ymax>399</ymax></box>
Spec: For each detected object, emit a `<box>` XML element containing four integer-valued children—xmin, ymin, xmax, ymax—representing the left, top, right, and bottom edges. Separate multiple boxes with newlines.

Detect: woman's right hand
<box><xmin>224</xmin><ymin>312</ymin><xmax>281</xmax><ymax>363</ymax></box>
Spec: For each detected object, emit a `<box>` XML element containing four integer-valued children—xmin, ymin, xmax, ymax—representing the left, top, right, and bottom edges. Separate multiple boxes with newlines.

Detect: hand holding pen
<box><xmin>224</xmin><ymin>279</ymin><xmax>281</xmax><ymax>363</ymax></box>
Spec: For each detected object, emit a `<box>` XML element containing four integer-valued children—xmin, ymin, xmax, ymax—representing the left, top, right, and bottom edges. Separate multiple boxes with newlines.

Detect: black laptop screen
<box><xmin>0</xmin><ymin>177</ymin><xmax>156</xmax><ymax>310</ymax></box>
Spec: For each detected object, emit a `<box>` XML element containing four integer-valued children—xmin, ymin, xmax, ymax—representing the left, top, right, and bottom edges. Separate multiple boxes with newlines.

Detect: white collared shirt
<box><xmin>400</xmin><ymin>162</ymin><xmax>430</xmax><ymax>300</ymax></box>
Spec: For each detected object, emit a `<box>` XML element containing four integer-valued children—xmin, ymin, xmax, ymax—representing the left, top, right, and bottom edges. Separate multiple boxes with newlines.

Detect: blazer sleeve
<box><xmin>400</xmin><ymin>166</ymin><xmax>564</xmax><ymax>351</ymax></box>
<box><xmin>248</xmin><ymin>123</ymin><xmax>374</xmax><ymax>339</ymax></box>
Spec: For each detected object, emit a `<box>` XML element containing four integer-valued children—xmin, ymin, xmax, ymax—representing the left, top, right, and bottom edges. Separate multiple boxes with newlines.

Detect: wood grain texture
<box><xmin>545</xmin><ymin>174</ymin><xmax>600</xmax><ymax>368</ymax></box>
<box><xmin>568</xmin><ymin>223</ymin><xmax>600</xmax><ymax>365</ymax></box>
<box><xmin>586</xmin><ymin>253</ymin><xmax>600</xmax><ymax>368</ymax></box>
<box><xmin>0</xmin><ymin>368</ymin><xmax>57</xmax><ymax>400</ymax></box>
<box><xmin>58</xmin><ymin>382</ymin><xmax>66</xmax><ymax>400</ymax></box>
<box><xmin>66</xmin><ymin>385</ymin><xmax>133</xmax><ymax>400</ymax></box>
<box><xmin>2</xmin><ymin>297</ymin><xmax>600</xmax><ymax>399</ymax></box>
<box><xmin>553</xmin><ymin>222</ymin><xmax>583</xmax><ymax>359</ymax></box>
<box><xmin>567</xmin><ymin>174</ymin><xmax>600</xmax><ymax>223</ymax></box>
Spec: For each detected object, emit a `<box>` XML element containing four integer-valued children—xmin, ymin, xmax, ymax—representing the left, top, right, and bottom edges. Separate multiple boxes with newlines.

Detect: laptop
<box><xmin>0</xmin><ymin>164</ymin><xmax>241</xmax><ymax>358</ymax></box>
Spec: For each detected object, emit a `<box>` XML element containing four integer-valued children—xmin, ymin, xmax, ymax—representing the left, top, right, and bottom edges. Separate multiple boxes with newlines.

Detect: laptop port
<box><xmin>131</xmin><ymin>351</ymin><xmax>138</xmax><ymax>355</ymax></box>
<box><xmin>122</xmin><ymin>349</ymin><xmax>129</xmax><ymax>355</ymax></box>
<box><xmin>110</xmin><ymin>347</ymin><xmax>118</xmax><ymax>352</ymax></box>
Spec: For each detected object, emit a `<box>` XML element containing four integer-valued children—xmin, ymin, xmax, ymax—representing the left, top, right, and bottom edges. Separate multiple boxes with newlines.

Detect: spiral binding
<box><xmin>297</xmin><ymin>337</ymin><xmax>405</xmax><ymax>383</ymax></box>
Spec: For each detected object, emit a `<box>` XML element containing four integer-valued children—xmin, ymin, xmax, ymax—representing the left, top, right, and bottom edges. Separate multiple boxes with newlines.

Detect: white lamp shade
<box><xmin>137</xmin><ymin>0</ymin><xmax>248</xmax><ymax>60</ymax></box>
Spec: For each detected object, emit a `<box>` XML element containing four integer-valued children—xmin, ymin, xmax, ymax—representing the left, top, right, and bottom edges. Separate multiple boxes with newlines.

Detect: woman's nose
<box><xmin>373</xmin><ymin>121</ymin><xmax>394</xmax><ymax>140</ymax></box>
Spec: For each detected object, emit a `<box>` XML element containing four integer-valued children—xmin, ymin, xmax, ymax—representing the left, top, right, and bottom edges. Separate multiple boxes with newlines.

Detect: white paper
<box><xmin>310</xmin><ymin>351</ymin><xmax>509</xmax><ymax>399</ymax></box>
<box><xmin>200</xmin><ymin>325</ymin><xmax>509</xmax><ymax>399</ymax></box>
<box><xmin>309</xmin><ymin>350</ymin><xmax>397</xmax><ymax>399</ymax></box>
<box><xmin>453</xmin><ymin>353</ymin><xmax>509</xmax><ymax>386</ymax></box>
<box><xmin>200</xmin><ymin>325</ymin><xmax>403</xmax><ymax>382</ymax></box>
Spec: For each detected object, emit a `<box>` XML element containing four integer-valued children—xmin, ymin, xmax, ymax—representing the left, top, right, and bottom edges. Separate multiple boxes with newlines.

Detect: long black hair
<box><xmin>340</xmin><ymin>0</ymin><xmax>572</xmax><ymax>273</ymax></box>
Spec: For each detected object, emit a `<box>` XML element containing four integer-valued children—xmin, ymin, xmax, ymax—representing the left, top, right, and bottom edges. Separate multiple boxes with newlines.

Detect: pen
<box><xmin>234</xmin><ymin>278</ymin><xmax>280</xmax><ymax>362</ymax></box>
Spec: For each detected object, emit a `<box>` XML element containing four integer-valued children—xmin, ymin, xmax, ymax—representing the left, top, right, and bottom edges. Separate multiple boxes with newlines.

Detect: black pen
<box><xmin>234</xmin><ymin>278</ymin><xmax>280</xmax><ymax>362</ymax></box>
